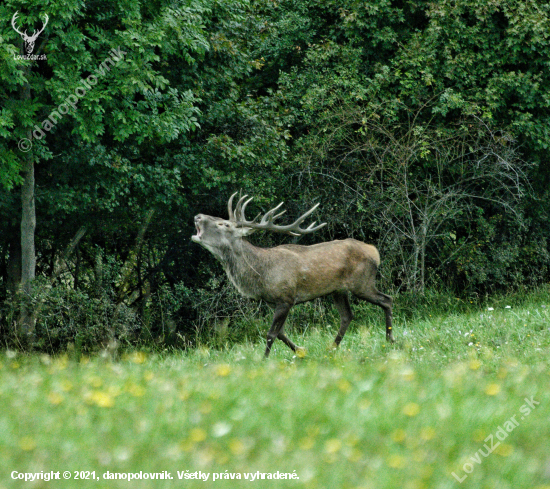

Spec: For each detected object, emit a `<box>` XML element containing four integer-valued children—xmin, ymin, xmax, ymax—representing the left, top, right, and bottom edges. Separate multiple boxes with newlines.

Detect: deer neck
<box><xmin>218</xmin><ymin>238</ymin><xmax>265</xmax><ymax>299</ymax></box>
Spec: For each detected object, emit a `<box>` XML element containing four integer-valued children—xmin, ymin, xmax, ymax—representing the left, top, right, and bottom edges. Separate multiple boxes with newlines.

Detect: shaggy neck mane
<box><xmin>217</xmin><ymin>238</ymin><xmax>265</xmax><ymax>297</ymax></box>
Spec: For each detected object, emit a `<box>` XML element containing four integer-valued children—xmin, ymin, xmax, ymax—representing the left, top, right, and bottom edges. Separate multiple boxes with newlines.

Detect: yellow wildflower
<box><xmin>485</xmin><ymin>383</ymin><xmax>500</xmax><ymax>396</ymax></box>
<box><xmin>403</xmin><ymin>402</ymin><xmax>420</xmax><ymax>417</ymax></box>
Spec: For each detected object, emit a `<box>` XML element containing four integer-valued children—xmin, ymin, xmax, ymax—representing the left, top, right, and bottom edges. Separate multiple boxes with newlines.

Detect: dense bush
<box><xmin>1</xmin><ymin>0</ymin><xmax>550</xmax><ymax>350</ymax></box>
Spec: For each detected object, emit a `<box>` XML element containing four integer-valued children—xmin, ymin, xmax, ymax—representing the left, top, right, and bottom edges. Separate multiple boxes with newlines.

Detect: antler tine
<box><xmin>292</xmin><ymin>202</ymin><xmax>319</xmax><ymax>225</ymax></box>
<box><xmin>259</xmin><ymin>202</ymin><xmax>285</xmax><ymax>225</ymax></box>
<box><xmin>233</xmin><ymin>195</ymin><xmax>249</xmax><ymax>221</ymax></box>
<box><xmin>237</xmin><ymin>196</ymin><xmax>254</xmax><ymax>222</ymax></box>
<box><xmin>302</xmin><ymin>221</ymin><xmax>327</xmax><ymax>233</ymax></box>
<box><xmin>228</xmin><ymin>192</ymin><xmax>254</xmax><ymax>222</ymax></box>
<box><xmin>272</xmin><ymin>210</ymin><xmax>286</xmax><ymax>221</ymax></box>
<box><xmin>227</xmin><ymin>192</ymin><xmax>238</xmax><ymax>221</ymax></box>
<box><xmin>231</xmin><ymin>194</ymin><xmax>326</xmax><ymax>236</ymax></box>
<box><xmin>279</xmin><ymin>203</ymin><xmax>327</xmax><ymax>234</ymax></box>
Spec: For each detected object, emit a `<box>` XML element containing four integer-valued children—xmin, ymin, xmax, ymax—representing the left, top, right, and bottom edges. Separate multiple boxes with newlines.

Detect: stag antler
<box><xmin>228</xmin><ymin>192</ymin><xmax>327</xmax><ymax>236</ymax></box>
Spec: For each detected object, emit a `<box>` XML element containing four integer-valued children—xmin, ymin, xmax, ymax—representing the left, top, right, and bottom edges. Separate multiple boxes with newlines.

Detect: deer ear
<box><xmin>236</xmin><ymin>226</ymin><xmax>255</xmax><ymax>237</ymax></box>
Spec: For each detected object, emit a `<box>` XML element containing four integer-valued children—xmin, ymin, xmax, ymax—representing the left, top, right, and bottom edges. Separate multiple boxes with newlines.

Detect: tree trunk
<box><xmin>18</xmin><ymin>58</ymin><xmax>36</xmax><ymax>335</ymax></box>
<box><xmin>18</xmin><ymin>150</ymin><xmax>36</xmax><ymax>335</ymax></box>
<box><xmin>6</xmin><ymin>232</ymin><xmax>22</xmax><ymax>295</ymax></box>
<box><xmin>20</xmin><ymin>156</ymin><xmax>36</xmax><ymax>291</ymax></box>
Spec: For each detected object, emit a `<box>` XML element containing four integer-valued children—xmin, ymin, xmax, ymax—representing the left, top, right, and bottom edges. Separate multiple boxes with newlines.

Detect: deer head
<box><xmin>192</xmin><ymin>192</ymin><xmax>326</xmax><ymax>256</ymax></box>
<box><xmin>12</xmin><ymin>11</ymin><xmax>49</xmax><ymax>55</ymax></box>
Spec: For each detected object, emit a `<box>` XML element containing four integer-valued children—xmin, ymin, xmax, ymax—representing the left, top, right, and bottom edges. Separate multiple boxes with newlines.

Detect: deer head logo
<box><xmin>11</xmin><ymin>11</ymin><xmax>49</xmax><ymax>55</ymax></box>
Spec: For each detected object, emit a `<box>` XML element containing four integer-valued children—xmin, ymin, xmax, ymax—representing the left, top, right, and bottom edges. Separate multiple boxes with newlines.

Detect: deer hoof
<box><xmin>295</xmin><ymin>347</ymin><xmax>307</xmax><ymax>358</ymax></box>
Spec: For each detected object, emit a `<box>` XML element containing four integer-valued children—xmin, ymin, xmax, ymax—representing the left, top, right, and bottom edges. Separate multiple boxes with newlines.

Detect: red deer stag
<box><xmin>191</xmin><ymin>193</ymin><xmax>394</xmax><ymax>357</ymax></box>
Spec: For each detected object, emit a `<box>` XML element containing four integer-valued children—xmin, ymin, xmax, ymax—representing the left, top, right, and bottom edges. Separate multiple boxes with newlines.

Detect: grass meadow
<box><xmin>1</xmin><ymin>286</ymin><xmax>550</xmax><ymax>488</ymax></box>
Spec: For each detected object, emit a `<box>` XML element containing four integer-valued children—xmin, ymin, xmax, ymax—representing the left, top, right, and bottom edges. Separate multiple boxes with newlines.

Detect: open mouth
<box><xmin>191</xmin><ymin>217</ymin><xmax>202</xmax><ymax>242</ymax></box>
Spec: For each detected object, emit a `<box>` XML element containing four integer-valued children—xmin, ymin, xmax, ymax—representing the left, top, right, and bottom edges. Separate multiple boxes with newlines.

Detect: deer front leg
<box><xmin>265</xmin><ymin>303</ymin><xmax>291</xmax><ymax>358</ymax></box>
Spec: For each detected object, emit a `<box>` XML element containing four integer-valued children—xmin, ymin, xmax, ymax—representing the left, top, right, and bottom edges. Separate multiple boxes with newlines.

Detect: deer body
<box><xmin>192</xmin><ymin>194</ymin><xmax>394</xmax><ymax>357</ymax></box>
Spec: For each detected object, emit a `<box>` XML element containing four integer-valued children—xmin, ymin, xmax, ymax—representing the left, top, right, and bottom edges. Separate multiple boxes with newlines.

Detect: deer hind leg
<box><xmin>332</xmin><ymin>291</ymin><xmax>353</xmax><ymax>347</ymax></box>
<box><xmin>265</xmin><ymin>303</ymin><xmax>292</xmax><ymax>358</ymax></box>
<box><xmin>354</xmin><ymin>288</ymin><xmax>394</xmax><ymax>343</ymax></box>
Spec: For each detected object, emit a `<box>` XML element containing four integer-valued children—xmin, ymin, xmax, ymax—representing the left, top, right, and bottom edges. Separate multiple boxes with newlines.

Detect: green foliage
<box><xmin>33</xmin><ymin>287</ymin><xmax>140</xmax><ymax>353</ymax></box>
<box><xmin>452</xmin><ymin>213</ymin><xmax>550</xmax><ymax>291</ymax></box>
<box><xmin>1</xmin><ymin>269</ymin><xmax>141</xmax><ymax>354</ymax></box>
<box><xmin>1</xmin><ymin>0</ymin><xmax>550</xmax><ymax>349</ymax></box>
<box><xmin>273</xmin><ymin>0</ymin><xmax>549</xmax><ymax>294</ymax></box>
<box><xmin>0</xmin><ymin>0</ymin><xmax>212</xmax><ymax>188</ymax></box>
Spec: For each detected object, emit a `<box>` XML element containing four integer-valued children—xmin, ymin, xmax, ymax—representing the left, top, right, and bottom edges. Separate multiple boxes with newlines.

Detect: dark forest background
<box><xmin>1</xmin><ymin>0</ymin><xmax>549</xmax><ymax>351</ymax></box>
